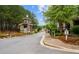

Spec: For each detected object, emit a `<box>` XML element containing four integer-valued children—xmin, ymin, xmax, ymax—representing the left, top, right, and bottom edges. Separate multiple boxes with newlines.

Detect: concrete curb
<box><xmin>40</xmin><ymin>35</ymin><xmax>79</xmax><ymax>53</ymax></box>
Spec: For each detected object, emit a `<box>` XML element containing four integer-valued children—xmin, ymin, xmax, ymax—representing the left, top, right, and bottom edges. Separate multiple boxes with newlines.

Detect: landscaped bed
<box><xmin>55</xmin><ymin>36</ymin><xmax>79</xmax><ymax>45</ymax></box>
<box><xmin>0</xmin><ymin>32</ymin><xmax>27</xmax><ymax>39</ymax></box>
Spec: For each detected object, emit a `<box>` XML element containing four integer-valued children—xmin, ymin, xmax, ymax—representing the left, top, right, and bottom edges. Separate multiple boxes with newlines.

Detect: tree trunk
<box><xmin>70</xmin><ymin>21</ymin><xmax>73</xmax><ymax>30</ymax></box>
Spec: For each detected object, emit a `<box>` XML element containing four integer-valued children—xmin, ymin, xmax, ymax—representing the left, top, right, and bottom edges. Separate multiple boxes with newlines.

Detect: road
<box><xmin>0</xmin><ymin>32</ymin><xmax>74</xmax><ymax>54</ymax></box>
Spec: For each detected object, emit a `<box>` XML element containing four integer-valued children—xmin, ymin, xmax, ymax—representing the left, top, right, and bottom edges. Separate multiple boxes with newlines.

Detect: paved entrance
<box><xmin>0</xmin><ymin>32</ymin><xmax>74</xmax><ymax>54</ymax></box>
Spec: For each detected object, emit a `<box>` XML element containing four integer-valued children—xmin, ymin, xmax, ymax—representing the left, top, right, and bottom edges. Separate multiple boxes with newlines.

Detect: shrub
<box><xmin>55</xmin><ymin>32</ymin><xmax>63</xmax><ymax>36</ymax></box>
<box><xmin>46</xmin><ymin>22</ymin><xmax>57</xmax><ymax>30</ymax></box>
<box><xmin>45</xmin><ymin>22</ymin><xmax>62</xmax><ymax>36</ymax></box>
<box><xmin>71</xmin><ymin>25</ymin><xmax>79</xmax><ymax>35</ymax></box>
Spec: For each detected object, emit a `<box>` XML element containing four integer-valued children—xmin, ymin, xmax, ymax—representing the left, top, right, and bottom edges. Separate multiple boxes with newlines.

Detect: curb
<box><xmin>40</xmin><ymin>35</ymin><xmax>79</xmax><ymax>53</ymax></box>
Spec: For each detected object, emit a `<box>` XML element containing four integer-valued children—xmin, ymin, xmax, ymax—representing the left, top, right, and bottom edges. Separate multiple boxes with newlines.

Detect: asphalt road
<box><xmin>0</xmin><ymin>32</ymin><xmax>74</xmax><ymax>54</ymax></box>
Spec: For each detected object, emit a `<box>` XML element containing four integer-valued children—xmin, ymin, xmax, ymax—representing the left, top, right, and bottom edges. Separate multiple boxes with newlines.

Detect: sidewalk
<box><xmin>41</xmin><ymin>33</ymin><xmax>79</xmax><ymax>53</ymax></box>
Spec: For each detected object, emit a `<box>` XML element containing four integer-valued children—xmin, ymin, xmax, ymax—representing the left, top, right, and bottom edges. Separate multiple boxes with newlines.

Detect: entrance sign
<box><xmin>64</xmin><ymin>29</ymin><xmax>69</xmax><ymax>40</ymax></box>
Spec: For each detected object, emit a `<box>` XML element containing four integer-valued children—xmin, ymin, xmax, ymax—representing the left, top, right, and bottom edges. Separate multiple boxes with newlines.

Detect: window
<box><xmin>23</xmin><ymin>24</ymin><xmax>27</xmax><ymax>28</ymax></box>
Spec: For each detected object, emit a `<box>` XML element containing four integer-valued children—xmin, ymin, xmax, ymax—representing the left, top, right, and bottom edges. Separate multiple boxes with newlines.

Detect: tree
<box><xmin>0</xmin><ymin>5</ymin><xmax>38</xmax><ymax>32</ymax></box>
<box><xmin>44</xmin><ymin>5</ymin><xmax>78</xmax><ymax>32</ymax></box>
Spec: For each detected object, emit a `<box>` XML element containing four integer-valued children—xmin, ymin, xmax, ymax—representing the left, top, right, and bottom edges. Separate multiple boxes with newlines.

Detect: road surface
<box><xmin>0</xmin><ymin>32</ymin><xmax>74</xmax><ymax>54</ymax></box>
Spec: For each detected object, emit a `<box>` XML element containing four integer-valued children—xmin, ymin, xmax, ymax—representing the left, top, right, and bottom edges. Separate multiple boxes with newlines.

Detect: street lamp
<box><xmin>26</xmin><ymin>15</ymin><xmax>29</xmax><ymax>18</ymax></box>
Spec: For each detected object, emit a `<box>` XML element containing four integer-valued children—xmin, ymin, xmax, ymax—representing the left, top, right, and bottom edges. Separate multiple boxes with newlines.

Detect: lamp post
<box><xmin>26</xmin><ymin>15</ymin><xmax>29</xmax><ymax>18</ymax></box>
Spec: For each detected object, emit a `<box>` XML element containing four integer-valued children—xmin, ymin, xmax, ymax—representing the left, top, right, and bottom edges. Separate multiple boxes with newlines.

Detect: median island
<box><xmin>42</xmin><ymin>5</ymin><xmax>79</xmax><ymax>53</ymax></box>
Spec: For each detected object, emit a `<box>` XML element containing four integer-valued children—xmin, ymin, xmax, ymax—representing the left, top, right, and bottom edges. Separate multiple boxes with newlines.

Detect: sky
<box><xmin>22</xmin><ymin>5</ymin><xmax>47</xmax><ymax>26</ymax></box>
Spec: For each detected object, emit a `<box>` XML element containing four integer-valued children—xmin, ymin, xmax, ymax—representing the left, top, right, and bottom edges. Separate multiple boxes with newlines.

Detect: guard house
<box><xmin>19</xmin><ymin>15</ymin><xmax>33</xmax><ymax>33</ymax></box>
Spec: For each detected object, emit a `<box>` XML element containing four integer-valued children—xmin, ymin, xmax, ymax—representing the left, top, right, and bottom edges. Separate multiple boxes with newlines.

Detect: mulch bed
<box><xmin>55</xmin><ymin>36</ymin><xmax>79</xmax><ymax>45</ymax></box>
<box><xmin>0</xmin><ymin>32</ymin><xmax>26</xmax><ymax>39</ymax></box>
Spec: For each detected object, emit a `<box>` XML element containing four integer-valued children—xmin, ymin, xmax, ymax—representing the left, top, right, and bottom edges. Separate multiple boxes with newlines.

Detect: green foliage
<box><xmin>44</xmin><ymin>5</ymin><xmax>79</xmax><ymax>34</ymax></box>
<box><xmin>45</xmin><ymin>22</ymin><xmax>59</xmax><ymax>36</ymax></box>
<box><xmin>44</xmin><ymin>5</ymin><xmax>78</xmax><ymax>23</ymax></box>
<box><xmin>71</xmin><ymin>25</ymin><xmax>79</xmax><ymax>35</ymax></box>
<box><xmin>0</xmin><ymin>5</ymin><xmax>38</xmax><ymax>32</ymax></box>
<box><xmin>46</xmin><ymin>22</ymin><xmax>57</xmax><ymax>30</ymax></box>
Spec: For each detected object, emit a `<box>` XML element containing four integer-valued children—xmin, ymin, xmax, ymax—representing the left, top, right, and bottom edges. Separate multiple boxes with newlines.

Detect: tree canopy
<box><xmin>0</xmin><ymin>5</ymin><xmax>38</xmax><ymax>32</ymax></box>
<box><xmin>44</xmin><ymin>5</ymin><xmax>79</xmax><ymax>33</ymax></box>
<box><xmin>44</xmin><ymin>5</ymin><xmax>79</xmax><ymax>23</ymax></box>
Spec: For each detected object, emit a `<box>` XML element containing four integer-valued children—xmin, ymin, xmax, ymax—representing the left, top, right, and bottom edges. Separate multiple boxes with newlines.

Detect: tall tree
<box><xmin>44</xmin><ymin>5</ymin><xmax>78</xmax><ymax>32</ymax></box>
<box><xmin>0</xmin><ymin>5</ymin><xmax>38</xmax><ymax>32</ymax></box>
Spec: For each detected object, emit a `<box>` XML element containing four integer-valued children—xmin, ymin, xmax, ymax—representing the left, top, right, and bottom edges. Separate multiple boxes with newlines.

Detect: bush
<box><xmin>55</xmin><ymin>32</ymin><xmax>63</xmax><ymax>36</ymax></box>
<box><xmin>45</xmin><ymin>22</ymin><xmax>63</xmax><ymax>36</ymax></box>
<box><xmin>71</xmin><ymin>25</ymin><xmax>79</xmax><ymax>35</ymax></box>
<box><xmin>46</xmin><ymin>23</ymin><xmax>56</xmax><ymax>35</ymax></box>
